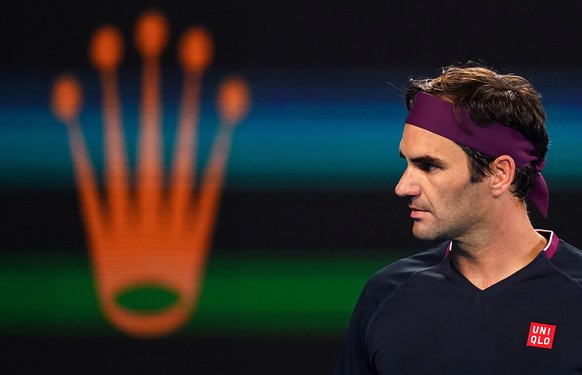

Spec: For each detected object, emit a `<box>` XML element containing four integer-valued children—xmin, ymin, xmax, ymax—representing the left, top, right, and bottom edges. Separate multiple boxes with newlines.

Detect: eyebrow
<box><xmin>399</xmin><ymin>152</ymin><xmax>445</xmax><ymax>166</ymax></box>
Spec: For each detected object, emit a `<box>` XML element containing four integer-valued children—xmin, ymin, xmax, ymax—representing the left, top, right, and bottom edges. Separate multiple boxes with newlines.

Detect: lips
<box><xmin>409</xmin><ymin>205</ymin><xmax>429</xmax><ymax>219</ymax></box>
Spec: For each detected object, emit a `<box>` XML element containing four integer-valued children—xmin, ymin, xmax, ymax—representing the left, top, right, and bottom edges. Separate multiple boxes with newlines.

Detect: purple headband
<box><xmin>405</xmin><ymin>91</ymin><xmax>548</xmax><ymax>218</ymax></box>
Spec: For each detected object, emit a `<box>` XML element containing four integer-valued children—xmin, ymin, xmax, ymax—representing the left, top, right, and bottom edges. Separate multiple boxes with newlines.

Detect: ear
<box><xmin>489</xmin><ymin>155</ymin><xmax>516</xmax><ymax>197</ymax></box>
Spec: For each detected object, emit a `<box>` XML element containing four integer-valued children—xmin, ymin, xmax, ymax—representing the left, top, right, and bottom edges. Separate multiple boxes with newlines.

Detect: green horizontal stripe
<box><xmin>0</xmin><ymin>251</ymin><xmax>406</xmax><ymax>337</ymax></box>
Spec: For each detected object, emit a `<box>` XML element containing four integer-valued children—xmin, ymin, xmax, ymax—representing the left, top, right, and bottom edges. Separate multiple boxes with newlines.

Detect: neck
<box><xmin>451</xmin><ymin>206</ymin><xmax>547</xmax><ymax>290</ymax></box>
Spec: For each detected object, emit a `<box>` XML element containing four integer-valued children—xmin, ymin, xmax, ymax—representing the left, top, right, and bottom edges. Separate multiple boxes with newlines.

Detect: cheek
<box><xmin>433</xmin><ymin>178</ymin><xmax>482</xmax><ymax>213</ymax></box>
<box><xmin>451</xmin><ymin>182</ymin><xmax>487</xmax><ymax>214</ymax></box>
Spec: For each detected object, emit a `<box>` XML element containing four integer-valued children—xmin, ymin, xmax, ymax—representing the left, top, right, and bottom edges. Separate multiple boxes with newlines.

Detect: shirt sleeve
<box><xmin>335</xmin><ymin>244</ymin><xmax>447</xmax><ymax>374</ymax></box>
<box><xmin>334</xmin><ymin>287</ymin><xmax>376</xmax><ymax>374</ymax></box>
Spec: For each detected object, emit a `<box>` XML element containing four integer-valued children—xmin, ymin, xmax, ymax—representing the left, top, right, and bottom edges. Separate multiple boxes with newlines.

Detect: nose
<box><xmin>395</xmin><ymin>167</ymin><xmax>421</xmax><ymax>197</ymax></box>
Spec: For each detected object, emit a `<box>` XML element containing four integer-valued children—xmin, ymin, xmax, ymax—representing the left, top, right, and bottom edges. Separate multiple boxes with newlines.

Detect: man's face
<box><xmin>395</xmin><ymin>124</ymin><xmax>490</xmax><ymax>242</ymax></box>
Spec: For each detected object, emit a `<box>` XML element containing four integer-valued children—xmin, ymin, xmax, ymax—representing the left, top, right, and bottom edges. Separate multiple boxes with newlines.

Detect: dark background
<box><xmin>3</xmin><ymin>0</ymin><xmax>582</xmax><ymax>71</ymax></box>
<box><xmin>2</xmin><ymin>1</ymin><xmax>582</xmax><ymax>374</ymax></box>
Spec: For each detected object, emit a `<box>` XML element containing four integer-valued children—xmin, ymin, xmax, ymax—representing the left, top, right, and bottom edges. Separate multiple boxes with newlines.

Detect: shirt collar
<box><xmin>444</xmin><ymin>230</ymin><xmax>559</xmax><ymax>259</ymax></box>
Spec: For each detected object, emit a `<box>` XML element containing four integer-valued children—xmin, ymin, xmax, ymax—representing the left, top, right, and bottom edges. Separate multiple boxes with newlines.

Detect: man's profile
<box><xmin>335</xmin><ymin>64</ymin><xmax>582</xmax><ymax>374</ymax></box>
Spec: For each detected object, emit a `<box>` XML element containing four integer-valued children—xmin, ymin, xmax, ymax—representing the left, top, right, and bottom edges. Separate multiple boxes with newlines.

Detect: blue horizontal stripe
<box><xmin>1</xmin><ymin>70</ymin><xmax>581</xmax><ymax>190</ymax></box>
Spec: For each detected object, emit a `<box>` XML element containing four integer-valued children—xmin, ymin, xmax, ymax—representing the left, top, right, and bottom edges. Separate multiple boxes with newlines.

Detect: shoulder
<box><xmin>359</xmin><ymin>242</ymin><xmax>449</xmax><ymax>311</ymax></box>
<box><xmin>335</xmin><ymin>242</ymin><xmax>450</xmax><ymax>373</ymax></box>
<box><xmin>550</xmin><ymin>240</ymin><xmax>582</xmax><ymax>284</ymax></box>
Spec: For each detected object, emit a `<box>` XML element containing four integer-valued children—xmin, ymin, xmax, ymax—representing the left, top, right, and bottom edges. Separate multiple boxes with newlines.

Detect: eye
<box><xmin>418</xmin><ymin>162</ymin><xmax>439</xmax><ymax>172</ymax></box>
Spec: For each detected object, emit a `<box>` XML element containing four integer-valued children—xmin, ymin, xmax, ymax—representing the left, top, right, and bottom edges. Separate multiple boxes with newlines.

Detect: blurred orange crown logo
<box><xmin>50</xmin><ymin>10</ymin><xmax>251</xmax><ymax>338</ymax></box>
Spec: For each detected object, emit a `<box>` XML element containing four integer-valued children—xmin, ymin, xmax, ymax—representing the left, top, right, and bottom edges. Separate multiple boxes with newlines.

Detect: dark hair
<box><xmin>405</xmin><ymin>63</ymin><xmax>548</xmax><ymax>200</ymax></box>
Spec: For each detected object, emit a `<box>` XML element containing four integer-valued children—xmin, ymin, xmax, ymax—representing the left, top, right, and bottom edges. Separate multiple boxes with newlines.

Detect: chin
<box><xmin>412</xmin><ymin>223</ymin><xmax>446</xmax><ymax>242</ymax></box>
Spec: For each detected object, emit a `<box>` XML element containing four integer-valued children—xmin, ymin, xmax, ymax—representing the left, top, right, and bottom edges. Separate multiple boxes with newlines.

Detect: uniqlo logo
<box><xmin>526</xmin><ymin>322</ymin><xmax>556</xmax><ymax>349</ymax></box>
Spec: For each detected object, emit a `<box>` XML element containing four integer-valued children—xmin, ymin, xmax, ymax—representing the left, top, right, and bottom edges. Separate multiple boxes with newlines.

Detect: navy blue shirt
<box><xmin>336</xmin><ymin>237</ymin><xmax>582</xmax><ymax>374</ymax></box>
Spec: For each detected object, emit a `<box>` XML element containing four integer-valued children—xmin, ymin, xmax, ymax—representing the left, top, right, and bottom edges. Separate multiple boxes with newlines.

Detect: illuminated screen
<box><xmin>2</xmin><ymin>5</ymin><xmax>582</xmax><ymax>374</ymax></box>
<box><xmin>3</xmin><ymin>66</ymin><xmax>582</xmax><ymax>330</ymax></box>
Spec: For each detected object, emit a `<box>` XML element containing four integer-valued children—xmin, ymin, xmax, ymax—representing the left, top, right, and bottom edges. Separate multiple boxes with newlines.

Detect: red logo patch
<box><xmin>526</xmin><ymin>322</ymin><xmax>556</xmax><ymax>349</ymax></box>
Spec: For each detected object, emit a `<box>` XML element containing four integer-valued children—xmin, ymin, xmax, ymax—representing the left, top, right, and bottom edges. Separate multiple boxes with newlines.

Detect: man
<box><xmin>335</xmin><ymin>65</ymin><xmax>582</xmax><ymax>374</ymax></box>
